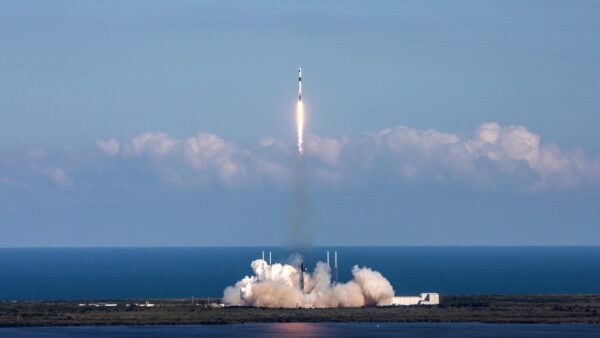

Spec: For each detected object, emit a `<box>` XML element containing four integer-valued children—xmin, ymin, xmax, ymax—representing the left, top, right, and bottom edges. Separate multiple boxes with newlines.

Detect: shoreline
<box><xmin>1</xmin><ymin>295</ymin><xmax>599</xmax><ymax>327</ymax></box>
<box><xmin>5</xmin><ymin>321</ymin><xmax>600</xmax><ymax>328</ymax></box>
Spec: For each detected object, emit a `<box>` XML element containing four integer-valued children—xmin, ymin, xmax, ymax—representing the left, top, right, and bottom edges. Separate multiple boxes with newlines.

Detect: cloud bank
<box><xmin>299</xmin><ymin>122</ymin><xmax>600</xmax><ymax>190</ymax></box>
<box><xmin>95</xmin><ymin>132</ymin><xmax>289</xmax><ymax>187</ymax></box>
<box><xmin>1</xmin><ymin>123</ymin><xmax>599</xmax><ymax>191</ymax></box>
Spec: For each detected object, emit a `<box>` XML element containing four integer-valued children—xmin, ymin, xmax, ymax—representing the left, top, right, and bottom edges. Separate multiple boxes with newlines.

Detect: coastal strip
<box><xmin>1</xmin><ymin>295</ymin><xmax>599</xmax><ymax>327</ymax></box>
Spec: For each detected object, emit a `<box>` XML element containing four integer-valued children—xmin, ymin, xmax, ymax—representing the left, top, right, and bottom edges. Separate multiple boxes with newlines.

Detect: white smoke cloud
<box><xmin>223</xmin><ymin>258</ymin><xmax>394</xmax><ymax>308</ymax></box>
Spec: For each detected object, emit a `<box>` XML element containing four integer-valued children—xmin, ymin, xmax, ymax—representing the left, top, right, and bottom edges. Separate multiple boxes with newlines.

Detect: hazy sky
<box><xmin>1</xmin><ymin>1</ymin><xmax>599</xmax><ymax>246</ymax></box>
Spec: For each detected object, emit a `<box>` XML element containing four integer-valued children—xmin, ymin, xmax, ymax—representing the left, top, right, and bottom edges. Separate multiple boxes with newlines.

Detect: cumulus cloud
<box><xmin>95</xmin><ymin>138</ymin><xmax>120</xmax><ymax>157</ymax></box>
<box><xmin>127</xmin><ymin>132</ymin><xmax>178</xmax><ymax>157</ymax></box>
<box><xmin>464</xmin><ymin>123</ymin><xmax>599</xmax><ymax>188</ymax></box>
<box><xmin>96</xmin><ymin>131</ymin><xmax>287</xmax><ymax>186</ymax></box>
<box><xmin>184</xmin><ymin>132</ymin><xmax>247</xmax><ymax>183</ymax></box>
<box><xmin>303</xmin><ymin>122</ymin><xmax>600</xmax><ymax>190</ymax></box>
<box><xmin>37</xmin><ymin>166</ymin><xmax>71</xmax><ymax>187</ymax></box>
<box><xmin>1</xmin><ymin>123</ymin><xmax>598</xmax><ymax>191</ymax></box>
<box><xmin>0</xmin><ymin>148</ymin><xmax>73</xmax><ymax>189</ymax></box>
<box><xmin>305</xmin><ymin>135</ymin><xmax>348</xmax><ymax>166</ymax></box>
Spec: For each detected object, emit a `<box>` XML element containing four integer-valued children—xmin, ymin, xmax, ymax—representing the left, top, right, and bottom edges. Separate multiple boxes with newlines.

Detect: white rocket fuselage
<box><xmin>298</xmin><ymin>67</ymin><xmax>302</xmax><ymax>101</ymax></box>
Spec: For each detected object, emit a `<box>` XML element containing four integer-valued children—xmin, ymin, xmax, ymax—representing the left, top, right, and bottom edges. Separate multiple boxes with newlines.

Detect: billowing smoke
<box><xmin>223</xmin><ymin>258</ymin><xmax>395</xmax><ymax>308</ymax></box>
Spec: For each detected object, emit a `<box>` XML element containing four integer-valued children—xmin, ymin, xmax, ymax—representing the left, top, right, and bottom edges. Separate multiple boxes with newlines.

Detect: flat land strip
<box><xmin>1</xmin><ymin>295</ymin><xmax>599</xmax><ymax>327</ymax></box>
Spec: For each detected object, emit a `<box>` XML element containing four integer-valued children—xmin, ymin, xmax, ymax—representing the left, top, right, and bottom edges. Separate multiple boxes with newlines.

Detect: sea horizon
<box><xmin>2</xmin><ymin>244</ymin><xmax>599</xmax><ymax>248</ymax></box>
<box><xmin>2</xmin><ymin>246</ymin><xmax>599</xmax><ymax>301</ymax></box>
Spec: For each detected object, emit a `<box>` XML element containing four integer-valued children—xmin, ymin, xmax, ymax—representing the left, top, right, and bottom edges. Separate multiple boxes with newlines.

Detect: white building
<box><xmin>390</xmin><ymin>293</ymin><xmax>439</xmax><ymax>306</ymax></box>
<box><xmin>419</xmin><ymin>293</ymin><xmax>439</xmax><ymax>305</ymax></box>
<box><xmin>135</xmin><ymin>301</ymin><xmax>156</xmax><ymax>307</ymax></box>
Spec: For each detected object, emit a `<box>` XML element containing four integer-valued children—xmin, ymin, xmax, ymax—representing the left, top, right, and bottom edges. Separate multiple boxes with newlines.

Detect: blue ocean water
<box><xmin>0</xmin><ymin>246</ymin><xmax>599</xmax><ymax>300</ymax></box>
<box><xmin>2</xmin><ymin>323</ymin><xmax>600</xmax><ymax>337</ymax></box>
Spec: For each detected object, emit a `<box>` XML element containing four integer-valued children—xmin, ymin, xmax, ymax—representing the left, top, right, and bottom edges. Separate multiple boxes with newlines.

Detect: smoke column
<box><xmin>289</xmin><ymin>141</ymin><xmax>312</xmax><ymax>248</ymax></box>
<box><xmin>223</xmin><ymin>258</ymin><xmax>395</xmax><ymax>308</ymax></box>
<box><xmin>296</xmin><ymin>101</ymin><xmax>304</xmax><ymax>155</ymax></box>
<box><xmin>222</xmin><ymin>68</ymin><xmax>397</xmax><ymax>308</ymax></box>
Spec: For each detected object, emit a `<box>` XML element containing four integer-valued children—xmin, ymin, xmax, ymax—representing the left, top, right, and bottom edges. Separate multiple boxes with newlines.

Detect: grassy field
<box><xmin>1</xmin><ymin>295</ymin><xmax>599</xmax><ymax>327</ymax></box>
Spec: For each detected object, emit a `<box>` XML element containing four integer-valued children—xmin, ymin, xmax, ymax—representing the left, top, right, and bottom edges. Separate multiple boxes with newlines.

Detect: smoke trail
<box><xmin>287</xmin><ymin>96</ymin><xmax>313</xmax><ymax>249</ymax></box>
<box><xmin>223</xmin><ymin>68</ymin><xmax>396</xmax><ymax>308</ymax></box>
<box><xmin>223</xmin><ymin>258</ymin><xmax>395</xmax><ymax>308</ymax></box>
<box><xmin>296</xmin><ymin>101</ymin><xmax>304</xmax><ymax>155</ymax></box>
<box><xmin>287</xmin><ymin>151</ymin><xmax>312</xmax><ymax>249</ymax></box>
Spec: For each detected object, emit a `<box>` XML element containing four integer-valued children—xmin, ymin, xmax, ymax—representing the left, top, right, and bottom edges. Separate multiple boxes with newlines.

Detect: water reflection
<box><xmin>264</xmin><ymin>322</ymin><xmax>331</xmax><ymax>337</ymax></box>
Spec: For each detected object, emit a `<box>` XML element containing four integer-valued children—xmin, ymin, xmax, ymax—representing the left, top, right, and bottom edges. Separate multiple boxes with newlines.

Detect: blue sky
<box><xmin>1</xmin><ymin>1</ymin><xmax>599</xmax><ymax>246</ymax></box>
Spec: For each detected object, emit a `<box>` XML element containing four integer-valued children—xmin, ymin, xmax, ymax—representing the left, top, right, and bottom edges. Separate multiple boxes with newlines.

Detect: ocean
<box><xmin>1</xmin><ymin>246</ymin><xmax>599</xmax><ymax>301</ymax></box>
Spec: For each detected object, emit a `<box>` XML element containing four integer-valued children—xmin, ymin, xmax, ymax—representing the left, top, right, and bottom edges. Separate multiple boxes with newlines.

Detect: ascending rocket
<box><xmin>298</xmin><ymin>67</ymin><xmax>302</xmax><ymax>101</ymax></box>
<box><xmin>296</xmin><ymin>67</ymin><xmax>304</xmax><ymax>155</ymax></box>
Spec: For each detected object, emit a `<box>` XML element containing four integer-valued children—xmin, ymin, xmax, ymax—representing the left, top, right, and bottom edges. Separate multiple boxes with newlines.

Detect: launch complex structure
<box><xmin>261</xmin><ymin>250</ymin><xmax>339</xmax><ymax>294</ymax></box>
<box><xmin>258</xmin><ymin>249</ymin><xmax>438</xmax><ymax>306</ymax></box>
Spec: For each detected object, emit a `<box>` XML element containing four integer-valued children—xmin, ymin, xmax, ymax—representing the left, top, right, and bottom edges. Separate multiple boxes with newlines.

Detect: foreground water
<box><xmin>1</xmin><ymin>246</ymin><xmax>599</xmax><ymax>300</ymax></box>
<box><xmin>2</xmin><ymin>323</ymin><xmax>600</xmax><ymax>337</ymax></box>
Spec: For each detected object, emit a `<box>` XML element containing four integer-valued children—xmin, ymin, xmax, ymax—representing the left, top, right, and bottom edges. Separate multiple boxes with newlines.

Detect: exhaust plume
<box><xmin>296</xmin><ymin>101</ymin><xmax>304</xmax><ymax>155</ymax></box>
<box><xmin>223</xmin><ymin>258</ymin><xmax>395</xmax><ymax>308</ymax></box>
<box><xmin>288</xmin><ymin>153</ymin><xmax>312</xmax><ymax>249</ymax></box>
<box><xmin>296</xmin><ymin>67</ymin><xmax>304</xmax><ymax>155</ymax></box>
<box><xmin>288</xmin><ymin>67</ymin><xmax>312</xmax><ymax>248</ymax></box>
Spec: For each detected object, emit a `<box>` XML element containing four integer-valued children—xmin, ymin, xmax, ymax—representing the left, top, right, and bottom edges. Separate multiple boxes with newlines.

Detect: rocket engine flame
<box><xmin>296</xmin><ymin>100</ymin><xmax>304</xmax><ymax>155</ymax></box>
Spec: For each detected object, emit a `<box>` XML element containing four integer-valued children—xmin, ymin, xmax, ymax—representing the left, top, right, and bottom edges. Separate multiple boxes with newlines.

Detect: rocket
<box><xmin>298</xmin><ymin>67</ymin><xmax>302</xmax><ymax>101</ymax></box>
<box><xmin>295</xmin><ymin>67</ymin><xmax>305</xmax><ymax>155</ymax></box>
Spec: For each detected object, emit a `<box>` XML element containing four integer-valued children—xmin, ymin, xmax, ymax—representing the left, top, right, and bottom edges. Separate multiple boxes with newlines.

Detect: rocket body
<box><xmin>298</xmin><ymin>67</ymin><xmax>302</xmax><ymax>101</ymax></box>
<box><xmin>296</xmin><ymin>67</ymin><xmax>305</xmax><ymax>155</ymax></box>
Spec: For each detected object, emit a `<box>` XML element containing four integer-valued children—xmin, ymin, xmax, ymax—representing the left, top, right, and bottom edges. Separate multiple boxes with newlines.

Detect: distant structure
<box><xmin>390</xmin><ymin>293</ymin><xmax>440</xmax><ymax>306</ymax></box>
<box><xmin>261</xmin><ymin>251</ymin><xmax>266</xmax><ymax>281</ymax></box>
<box><xmin>334</xmin><ymin>251</ymin><xmax>338</xmax><ymax>284</ymax></box>
<box><xmin>78</xmin><ymin>303</ymin><xmax>117</xmax><ymax>308</ymax></box>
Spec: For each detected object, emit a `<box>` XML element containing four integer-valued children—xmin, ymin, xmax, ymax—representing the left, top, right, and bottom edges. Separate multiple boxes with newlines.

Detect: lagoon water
<box><xmin>1</xmin><ymin>246</ymin><xmax>600</xmax><ymax>300</ymax></box>
<box><xmin>2</xmin><ymin>323</ymin><xmax>600</xmax><ymax>337</ymax></box>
